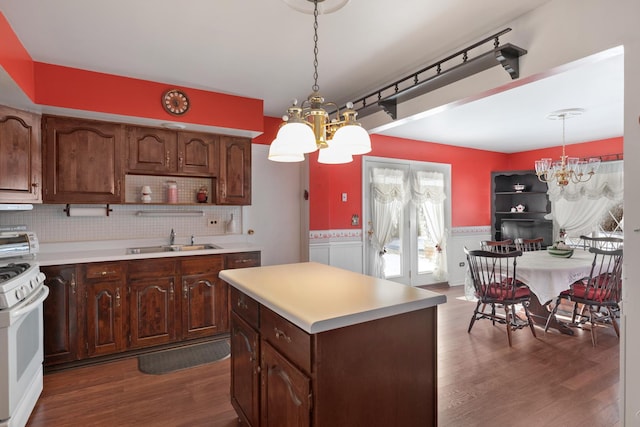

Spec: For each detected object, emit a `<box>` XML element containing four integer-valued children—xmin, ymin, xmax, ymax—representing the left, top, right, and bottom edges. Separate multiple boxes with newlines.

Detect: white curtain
<box><xmin>547</xmin><ymin>160</ymin><xmax>623</xmax><ymax>238</ymax></box>
<box><xmin>368</xmin><ymin>168</ymin><xmax>406</xmax><ymax>278</ymax></box>
<box><xmin>412</xmin><ymin>171</ymin><xmax>448</xmax><ymax>281</ymax></box>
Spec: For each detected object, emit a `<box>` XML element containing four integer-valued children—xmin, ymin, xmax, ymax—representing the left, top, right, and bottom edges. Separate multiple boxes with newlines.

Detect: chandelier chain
<box><xmin>312</xmin><ymin>0</ymin><xmax>319</xmax><ymax>92</ymax></box>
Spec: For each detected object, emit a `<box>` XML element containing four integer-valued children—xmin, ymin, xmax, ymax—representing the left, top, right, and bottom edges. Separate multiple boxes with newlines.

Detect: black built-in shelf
<box><xmin>491</xmin><ymin>170</ymin><xmax>552</xmax><ymax>246</ymax></box>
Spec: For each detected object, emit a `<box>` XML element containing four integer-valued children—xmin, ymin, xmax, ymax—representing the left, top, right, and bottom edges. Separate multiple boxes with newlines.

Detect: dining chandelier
<box><xmin>268</xmin><ymin>0</ymin><xmax>371</xmax><ymax>164</ymax></box>
<box><xmin>534</xmin><ymin>108</ymin><xmax>601</xmax><ymax>187</ymax></box>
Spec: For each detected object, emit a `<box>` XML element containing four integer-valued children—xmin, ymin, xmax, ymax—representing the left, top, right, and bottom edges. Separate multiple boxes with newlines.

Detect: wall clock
<box><xmin>162</xmin><ymin>89</ymin><xmax>190</xmax><ymax>115</ymax></box>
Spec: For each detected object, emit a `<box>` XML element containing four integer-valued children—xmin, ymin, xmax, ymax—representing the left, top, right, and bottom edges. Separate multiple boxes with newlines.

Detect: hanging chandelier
<box><xmin>534</xmin><ymin>108</ymin><xmax>601</xmax><ymax>187</ymax></box>
<box><xmin>268</xmin><ymin>0</ymin><xmax>371</xmax><ymax>164</ymax></box>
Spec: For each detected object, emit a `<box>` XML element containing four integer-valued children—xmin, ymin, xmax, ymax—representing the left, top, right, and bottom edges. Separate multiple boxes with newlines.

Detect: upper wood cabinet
<box><xmin>219</xmin><ymin>136</ymin><xmax>251</xmax><ymax>205</ymax></box>
<box><xmin>42</xmin><ymin>115</ymin><xmax>124</xmax><ymax>204</ymax></box>
<box><xmin>0</xmin><ymin>105</ymin><xmax>42</xmax><ymax>203</ymax></box>
<box><xmin>126</xmin><ymin>125</ymin><xmax>218</xmax><ymax>176</ymax></box>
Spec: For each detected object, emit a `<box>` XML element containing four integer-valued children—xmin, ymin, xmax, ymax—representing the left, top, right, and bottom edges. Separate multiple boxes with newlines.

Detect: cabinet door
<box><xmin>43</xmin><ymin>116</ymin><xmax>124</xmax><ymax>203</ymax></box>
<box><xmin>86</xmin><ymin>280</ymin><xmax>125</xmax><ymax>357</ymax></box>
<box><xmin>126</xmin><ymin>125</ymin><xmax>177</xmax><ymax>173</ymax></box>
<box><xmin>129</xmin><ymin>277</ymin><xmax>178</xmax><ymax>348</ymax></box>
<box><xmin>231</xmin><ymin>312</ymin><xmax>260</xmax><ymax>427</ymax></box>
<box><xmin>180</xmin><ymin>255</ymin><xmax>226</xmax><ymax>339</ymax></box>
<box><xmin>0</xmin><ymin>105</ymin><xmax>41</xmax><ymax>202</ymax></box>
<box><xmin>42</xmin><ymin>265</ymin><xmax>79</xmax><ymax>366</ymax></box>
<box><xmin>181</xmin><ymin>273</ymin><xmax>227</xmax><ymax>339</ymax></box>
<box><xmin>218</xmin><ymin>136</ymin><xmax>251</xmax><ymax>205</ymax></box>
<box><xmin>178</xmin><ymin>131</ymin><xmax>218</xmax><ymax>176</ymax></box>
<box><xmin>260</xmin><ymin>341</ymin><xmax>311</xmax><ymax>427</ymax></box>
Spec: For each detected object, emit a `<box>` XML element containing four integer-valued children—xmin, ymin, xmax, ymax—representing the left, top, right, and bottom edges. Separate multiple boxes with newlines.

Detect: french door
<box><xmin>363</xmin><ymin>157</ymin><xmax>451</xmax><ymax>286</ymax></box>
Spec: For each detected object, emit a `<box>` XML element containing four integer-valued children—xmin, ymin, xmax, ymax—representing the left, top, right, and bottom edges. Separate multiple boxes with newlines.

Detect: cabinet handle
<box><xmin>183</xmin><ymin>280</ymin><xmax>188</xmax><ymax>299</ymax></box>
<box><xmin>178</xmin><ymin>154</ymin><xmax>183</xmax><ymax>169</ymax></box>
<box><xmin>236</xmin><ymin>296</ymin><xmax>248</xmax><ymax>310</ymax></box>
<box><xmin>116</xmin><ymin>179</ymin><xmax>121</xmax><ymax>196</ymax></box>
<box><xmin>115</xmin><ymin>287</ymin><xmax>121</xmax><ymax>308</ymax></box>
<box><xmin>166</xmin><ymin>150</ymin><xmax>171</xmax><ymax>168</ymax></box>
<box><xmin>169</xmin><ymin>281</ymin><xmax>175</xmax><ymax>301</ymax></box>
<box><xmin>100</xmin><ymin>270</ymin><xmax>117</xmax><ymax>276</ymax></box>
<box><xmin>70</xmin><ymin>273</ymin><xmax>76</xmax><ymax>295</ymax></box>
<box><xmin>274</xmin><ymin>327</ymin><xmax>292</xmax><ymax>343</ymax></box>
<box><xmin>31</xmin><ymin>182</ymin><xmax>38</xmax><ymax>195</ymax></box>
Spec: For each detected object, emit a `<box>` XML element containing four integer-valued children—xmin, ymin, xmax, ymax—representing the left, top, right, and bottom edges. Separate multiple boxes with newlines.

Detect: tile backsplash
<box><xmin>0</xmin><ymin>203</ymin><xmax>241</xmax><ymax>243</ymax></box>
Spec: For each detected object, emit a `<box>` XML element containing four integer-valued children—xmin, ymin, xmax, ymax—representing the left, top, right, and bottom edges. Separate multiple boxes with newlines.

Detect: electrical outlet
<box><xmin>206</xmin><ymin>217</ymin><xmax>219</xmax><ymax>228</ymax></box>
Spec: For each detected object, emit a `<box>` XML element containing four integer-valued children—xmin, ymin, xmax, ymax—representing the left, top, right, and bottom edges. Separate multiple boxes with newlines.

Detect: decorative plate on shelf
<box><xmin>547</xmin><ymin>247</ymin><xmax>574</xmax><ymax>258</ymax></box>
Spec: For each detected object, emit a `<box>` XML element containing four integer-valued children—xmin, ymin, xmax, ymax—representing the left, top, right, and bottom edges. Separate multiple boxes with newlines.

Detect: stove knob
<box><xmin>15</xmin><ymin>288</ymin><xmax>24</xmax><ymax>301</ymax></box>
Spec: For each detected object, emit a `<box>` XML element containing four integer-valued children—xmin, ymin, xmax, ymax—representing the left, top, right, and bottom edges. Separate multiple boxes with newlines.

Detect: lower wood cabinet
<box><xmin>229</xmin><ymin>287</ymin><xmax>438</xmax><ymax>427</ymax></box>
<box><xmin>42</xmin><ymin>251</ymin><xmax>260</xmax><ymax>368</ymax></box>
<box><xmin>128</xmin><ymin>258</ymin><xmax>179</xmax><ymax>349</ymax></box>
<box><xmin>84</xmin><ymin>262</ymin><xmax>126</xmax><ymax>357</ymax></box>
<box><xmin>42</xmin><ymin>265</ymin><xmax>79</xmax><ymax>366</ymax></box>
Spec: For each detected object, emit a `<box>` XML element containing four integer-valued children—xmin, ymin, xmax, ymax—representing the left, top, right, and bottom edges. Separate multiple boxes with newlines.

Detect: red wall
<box><xmin>304</xmin><ymin>135</ymin><xmax>623</xmax><ymax>230</ymax></box>
<box><xmin>0</xmin><ymin>13</ymin><xmax>35</xmax><ymax>99</ymax></box>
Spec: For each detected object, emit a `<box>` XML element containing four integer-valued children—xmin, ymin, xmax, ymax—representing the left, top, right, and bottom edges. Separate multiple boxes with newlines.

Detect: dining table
<box><xmin>516</xmin><ymin>248</ymin><xmax>595</xmax><ymax>335</ymax></box>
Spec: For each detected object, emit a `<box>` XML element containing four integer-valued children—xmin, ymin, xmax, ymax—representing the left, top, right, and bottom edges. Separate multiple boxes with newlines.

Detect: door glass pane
<box><xmin>416</xmin><ymin>208</ymin><xmax>437</xmax><ymax>274</ymax></box>
<box><xmin>383</xmin><ymin>219</ymin><xmax>402</xmax><ymax>278</ymax></box>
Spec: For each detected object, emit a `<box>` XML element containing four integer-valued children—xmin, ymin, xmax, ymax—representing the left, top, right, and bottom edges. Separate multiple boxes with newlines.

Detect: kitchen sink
<box><xmin>127</xmin><ymin>243</ymin><xmax>222</xmax><ymax>254</ymax></box>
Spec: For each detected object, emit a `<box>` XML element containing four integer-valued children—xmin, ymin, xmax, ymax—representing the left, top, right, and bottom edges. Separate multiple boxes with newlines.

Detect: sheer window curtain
<box><xmin>412</xmin><ymin>171</ymin><xmax>448</xmax><ymax>281</ymax></box>
<box><xmin>368</xmin><ymin>168</ymin><xmax>407</xmax><ymax>278</ymax></box>
<box><xmin>547</xmin><ymin>160</ymin><xmax>623</xmax><ymax>238</ymax></box>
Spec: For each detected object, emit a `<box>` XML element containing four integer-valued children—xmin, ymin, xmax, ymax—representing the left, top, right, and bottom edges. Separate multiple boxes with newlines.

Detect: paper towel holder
<box><xmin>64</xmin><ymin>204</ymin><xmax>112</xmax><ymax>217</ymax></box>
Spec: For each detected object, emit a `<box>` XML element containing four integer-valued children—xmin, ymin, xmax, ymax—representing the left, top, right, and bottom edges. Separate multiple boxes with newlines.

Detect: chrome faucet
<box><xmin>190</xmin><ymin>235</ymin><xmax>195</xmax><ymax>245</ymax></box>
<box><xmin>169</xmin><ymin>228</ymin><xmax>176</xmax><ymax>245</ymax></box>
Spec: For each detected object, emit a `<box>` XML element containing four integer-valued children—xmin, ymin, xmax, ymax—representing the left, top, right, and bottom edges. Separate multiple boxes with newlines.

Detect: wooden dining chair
<box><xmin>514</xmin><ymin>237</ymin><xmax>544</xmax><ymax>252</ymax></box>
<box><xmin>579</xmin><ymin>235</ymin><xmax>623</xmax><ymax>250</ymax></box>
<box><xmin>544</xmin><ymin>247</ymin><xmax>623</xmax><ymax>346</ymax></box>
<box><xmin>464</xmin><ymin>248</ymin><xmax>536</xmax><ymax>346</ymax></box>
<box><xmin>480</xmin><ymin>239</ymin><xmax>513</xmax><ymax>253</ymax></box>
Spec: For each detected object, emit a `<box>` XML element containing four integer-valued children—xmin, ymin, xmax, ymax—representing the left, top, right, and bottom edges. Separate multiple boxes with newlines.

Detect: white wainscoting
<box><xmin>448</xmin><ymin>226</ymin><xmax>491</xmax><ymax>286</ymax></box>
<box><xmin>309</xmin><ymin>229</ymin><xmax>363</xmax><ymax>274</ymax></box>
<box><xmin>309</xmin><ymin>227</ymin><xmax>489</xmax><ymax>281</ymax></box>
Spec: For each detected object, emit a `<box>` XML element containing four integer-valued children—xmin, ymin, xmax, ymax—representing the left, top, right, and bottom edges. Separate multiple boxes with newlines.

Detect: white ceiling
<box><xmin>0</xmin><ymin>0</ymin><xmax>623</xmax><ymax>153</ymax></box>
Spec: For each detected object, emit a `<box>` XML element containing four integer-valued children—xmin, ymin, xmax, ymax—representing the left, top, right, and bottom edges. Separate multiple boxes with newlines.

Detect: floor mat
<box><xmin>138</xmin><ymin>340</ymin><xmax>230</xmax><ymax>375</ymax></box>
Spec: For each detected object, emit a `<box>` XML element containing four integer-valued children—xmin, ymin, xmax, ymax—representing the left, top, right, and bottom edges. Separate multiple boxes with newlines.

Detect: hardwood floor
<box><xmin>27</xmin><ymin>285</ymin><xmax>619</xmax><ymax>427</ymax></box>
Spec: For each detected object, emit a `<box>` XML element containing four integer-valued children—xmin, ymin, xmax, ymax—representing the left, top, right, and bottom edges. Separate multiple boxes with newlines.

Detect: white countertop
<box><xmin>219</xmin><ymin>262</ymin><xmax>447</xmax><ymax>334</ymax></box>
<box><xmin>36</xmin><ymin>237</ymin><xmax>261</xmax><ymax>266</ymax></box>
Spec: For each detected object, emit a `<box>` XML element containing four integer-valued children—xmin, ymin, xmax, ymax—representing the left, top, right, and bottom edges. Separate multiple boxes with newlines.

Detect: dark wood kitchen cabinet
<box><xmin>230</xmin><ymin>288</ymin><xmax>261</xmax><ymax>426</ymax></box>
<box><xmin>219</xmin><ymin>136</ymin><xmax>251</xmax><ymax>205</ymax></box>
<box><xmin>127</xmin><ymin>258</ymin><xmax>179</xmax><ymax>349</ymax></box>
<box><xmin>0</xmin><ymin>105</ymin><xmax>42</xmax><ymax>203</ymax></box>
<box><xmin>84</xmin><ymin>262</ymin><xmax>126</xmax><ymax>357</ymax></box>
<box><xmin>180</xmin><ymin>255</ymin><xmax>228</xmax><ymax>339</ymax></box>
<box><xmin>227</xmin><ymin>285</ymin><xmax>438</xmax><ymax>427</ymax></box>
<box><xmin>126</xmin><ymin>125</ymin><xmax>219</xmax><ymax>176</ymax></box>
<box><xmin>42</xmin><ymin>265</ymin><xmax>80</xmax><ymax>366</ymax></box>
<box><xmin>43</xmin><ymin>251</ymin><xmax>260</xmax><ymax>368</ymax></box>
<box><xmin>42</xmin><ymin>115</ymin><xmax>124</xmax><ymax>203</ymax></box>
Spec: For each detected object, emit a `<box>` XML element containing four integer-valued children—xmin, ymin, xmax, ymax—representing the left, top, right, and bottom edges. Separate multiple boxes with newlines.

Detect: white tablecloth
<box><xmin>516</xmin><ymin>249</ymin><xmax>594</xmax><ymax>304</ymax></box>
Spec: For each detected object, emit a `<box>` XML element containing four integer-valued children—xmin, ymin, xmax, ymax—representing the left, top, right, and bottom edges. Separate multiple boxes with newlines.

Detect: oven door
<box><xmin>0</xmin><ymin>285</ymin><xmax>49</xmax><ymax>426</ymax></box>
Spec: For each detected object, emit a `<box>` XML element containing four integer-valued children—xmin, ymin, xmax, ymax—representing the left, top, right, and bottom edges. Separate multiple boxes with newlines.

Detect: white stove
<box><xmin>0</xmin><ymin>229</ymin><xmax>48</xmax><ymax>427</ymax></box>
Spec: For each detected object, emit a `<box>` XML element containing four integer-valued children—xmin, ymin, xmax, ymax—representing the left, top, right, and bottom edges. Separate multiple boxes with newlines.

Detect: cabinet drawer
<box><xmin>128</xmin><ymin>258</ymin><xmax>177</xmax><ymax>278</ymax></box>
<box><xmin>260</xmin><ymin>307</ymin><xmax>311</xmax><ymax>374</ymax></box>
<box><xmin>230</xmin><ymin>287</ymin><xmax>259</xmax><ymax>329</ymax></box>
<box><xmin>225</xmin><ymin>252</ymin><xmax>261</xmax><ymax>269</ymax></box>
<box><xmin>181</xmin><ymin>255</ymin><xmax>224</xmax><ymax>275</ymax></box>
<box><xmin>83</xmin><ymin>262</ymin><xmax>124</xmax><ymax>281</ymax></box>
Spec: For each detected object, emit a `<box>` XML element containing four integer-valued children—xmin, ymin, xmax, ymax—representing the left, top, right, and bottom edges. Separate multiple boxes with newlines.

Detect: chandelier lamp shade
<box><xmin>268</xmin><ymin>0</ymin><xmax>372</xmax><ymax>164</ymax></box>
<box><xmin>534</xmin><ymin>108</ymin><xmax>601</xmax><ymax>187</ymax></box>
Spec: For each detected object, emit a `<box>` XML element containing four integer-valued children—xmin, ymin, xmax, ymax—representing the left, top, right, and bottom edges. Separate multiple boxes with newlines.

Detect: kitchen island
<box><xmin>219</xmin><ymin>262</ymin><xmax>446</xmax><ymax>427</ymax></box>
